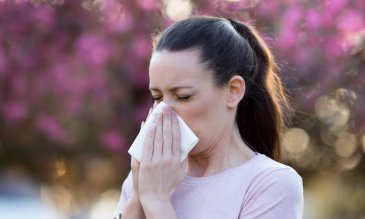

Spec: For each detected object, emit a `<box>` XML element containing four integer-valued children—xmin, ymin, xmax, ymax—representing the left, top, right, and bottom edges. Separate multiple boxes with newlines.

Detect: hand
<box><xmin>131</xmin><ymin>107</ymin><xmax>154</xmax><ymax>197</ymax></box>
<box><xmin>122</xmin><ymin>107</ymin><xmax>155</xmax><ymax>219</ymax></box>
<box><xmin>138</xmin><ymin>106</ymin><xmax>185</xmax><ymax>209</ymax></box>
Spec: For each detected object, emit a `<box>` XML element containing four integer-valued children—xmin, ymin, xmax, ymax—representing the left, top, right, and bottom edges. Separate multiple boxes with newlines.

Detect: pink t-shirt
<box><xmin>114</xmin><ymin>153</ymin><xmax>303</xmax><ymax>219</ymax></box>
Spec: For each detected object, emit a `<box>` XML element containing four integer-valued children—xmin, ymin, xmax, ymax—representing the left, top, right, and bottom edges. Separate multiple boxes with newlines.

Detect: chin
<box><xmin>187</xmin><ymin>141</ymin><xmax>205</xmax><ymax>157</ymax></box>
<box><xmin>187</xmin><ymin>144</ymin><xmax>198</xmax><ymax>156</ymax></box>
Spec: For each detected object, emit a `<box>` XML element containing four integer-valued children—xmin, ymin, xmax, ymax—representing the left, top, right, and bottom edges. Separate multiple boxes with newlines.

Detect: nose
<box><xmin>160</xmin><ymin>98</ymin><xmax>176</xmax><ymax>112</ymax></box>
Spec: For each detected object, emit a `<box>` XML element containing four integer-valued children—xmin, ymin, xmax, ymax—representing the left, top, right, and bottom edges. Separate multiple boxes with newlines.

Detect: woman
<box><xmin>114</xmin><ymin>16</ymin><xmax>303</xmax><ymax>219</ymax></box>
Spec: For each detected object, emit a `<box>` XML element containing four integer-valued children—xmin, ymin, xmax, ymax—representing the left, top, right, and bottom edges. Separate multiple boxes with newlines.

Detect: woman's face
<box><xmin>149</xmin><ymin>49</ymin><xmax>234</xmax><ymax>155</ymax></box>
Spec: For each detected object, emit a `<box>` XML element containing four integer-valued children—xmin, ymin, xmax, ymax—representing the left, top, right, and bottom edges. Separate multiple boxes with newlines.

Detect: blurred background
<box><xmin>0</xmin><ymin>0</ymin><xmax>364</xmax><ymax>218</ymax></box>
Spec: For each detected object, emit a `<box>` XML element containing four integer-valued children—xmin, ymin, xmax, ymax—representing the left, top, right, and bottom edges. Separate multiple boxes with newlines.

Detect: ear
<box><xmin>226</xmin><ymin>75</ymin><xmax>245</xmax><ymax>109</ymax></box>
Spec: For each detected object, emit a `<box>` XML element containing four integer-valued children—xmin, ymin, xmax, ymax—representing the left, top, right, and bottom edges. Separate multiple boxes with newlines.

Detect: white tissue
<box><xmin>128</xmin><ymin>102</ymin><xmax>199</xmax><ymax>162</ymax></box>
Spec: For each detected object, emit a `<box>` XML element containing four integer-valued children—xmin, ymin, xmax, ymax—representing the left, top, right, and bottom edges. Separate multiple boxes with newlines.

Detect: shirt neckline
<box><xmin>182</xmin><ymin>153</ymin><xmax>264</xmax><ymax>185</ymax></box>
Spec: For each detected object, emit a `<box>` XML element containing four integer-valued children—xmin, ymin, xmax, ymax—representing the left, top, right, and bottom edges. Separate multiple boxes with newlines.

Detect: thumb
<box><xmin>131</xmin><ymin>157</ymin><xmax>140</xmax><ymax>171</ymax></box>
<box><xmin>181</xmin><ymin>158</ymin><xmax>187</xmax><ymax>170</ymax></box>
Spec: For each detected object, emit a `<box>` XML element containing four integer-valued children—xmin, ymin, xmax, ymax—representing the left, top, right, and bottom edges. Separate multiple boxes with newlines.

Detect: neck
<box><xmin>186</xmin><ymin>124</ymin><xmax>256</xmax><ymax>177</ymax></box>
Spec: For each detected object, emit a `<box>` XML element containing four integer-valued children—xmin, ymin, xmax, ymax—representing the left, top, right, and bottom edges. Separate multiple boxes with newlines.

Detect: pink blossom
<box><xmin>2</xmin><ymin>101</ymin><xmax>28</xmax><ymax>122</ymax></box>
<box><xmin>76</xmin><ymin>33</ymin><xmax>111</xmax><ymax>67</ymax></box>
<box><xmin>282</xmin><ymin>7</ymin><xmax>303</xmax><ymax>28</ymax></box>
<box><xmin>101</xmin><ymin>131</ymin><xmax>125</xmax><ymax>151</ymax></box>
<box><xmin>0</xmin><ymin>0</ymin><xmax>364</xmax><ymax>181</ymax></box>
<box><xmin>132</xmin><ymin>36</ymin><xmax>151</xmax><ymax>59</ymax></box>
<box><xmin>15</xmin><ymin>0</ymin><xmax>29</xmax><ymax>4</ymax></box>
<box><xmin>12</xmin><ymin>76</ymin><xmax>27</xmax><ymax>96</ymax></box>
<box><xmin>135</xmin><ymin>98</ymin><xmax>153</xmax><ymax>123</ymax></box>
<box><xmin>64</xmin><ymin>99</ymin><xmax>81</xmax><ymax>115</ymax></box>
<box><xmin>50</xmin><ymin>63</ymin><xmax>69</xmax><ymax>93</ymax></box>
<box><xmin>104</xmin><ymin>9</ymin><xmax>133</xmax><ymax>33</ymax></box>
<box><xmin>137</xmin><ymin>0</ymin><xmax>159</xmax><ymax>11</ymax></box>
<box><xmin>306</xmin><ymin>9</ymin><xmax>322</xmax><ymax>29</ymax></box>
<box><xmin>325</xmin><ymin>0</ymin><xmax>347</xmax><ymax>14</ymax></box>
<box><xmin>278</xmin><ymin>28</ymin><xmax>297</xmax><ymax>51</ymax></box>
<box><xmin>36</xmin><ymin>114</ymin><xmax>69</xmax><ymax>144</ymax></box>
<box><xmin>224</xmin><ymin>0</ymin><xmax>260</xmax><ymax>11</ymax></box>
<box><xmin>69</xmin><ymin>77</ymin><xmax>89</xmax><ymax>98</ymax></box>
<box><xmin>32</xmin><ymin>6</ymin><xmax>54</xmax><ymax>29</ymax></box>
<box><xmin>257</xmin><ymin>0</ymin><xmax>280</xmax><ymax>17</ymax></box>
<box><xmin>0</xmin><ymin>49</ymin><xmax>8</xmax><ymax>74</ymax></box>
<box><xmin>337</xmin><ymin>9</ymin><xmax>364</xmax><ymax>34</ymax></box>
<box><xmin>324</xmin><ymin>37</ymin><xmax>344</xmax><ymax>60</ymax></box>
<box><xmin>355</xmin><ymin>0</ymin><xmax>365</xmax><ymax>8</ymax></box>
<box><xmin>295</xmin><ymin>49</ymin><xmax>311</xmax><ymax>67</ymax></box>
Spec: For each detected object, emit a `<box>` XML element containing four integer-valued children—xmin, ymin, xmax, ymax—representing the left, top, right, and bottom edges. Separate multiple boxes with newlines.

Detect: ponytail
<box><xmin>229</xmin><ymin>19</ymin><xmax>291</xmax><ymax>161</ymax></box>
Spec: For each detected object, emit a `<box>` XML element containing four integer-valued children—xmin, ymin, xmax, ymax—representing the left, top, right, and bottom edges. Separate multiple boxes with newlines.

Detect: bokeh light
<box><xmin>164</xmin><ymin>0</ymin><xmax>192</xmax><ymax>21</ymax></box>
<box><xmin>89</xmin><ymin>190</ymin><xmax>120</xmax><ymax>219</ymax></box>
<box><xmin>284</xmin><ymin>127</ymin><xmax>310</xmax><ymax>157</ymax></box>
<box><xmin>315</xmin><ymin>95</ymin><xmax>350</xmax><ymax>133</ymax></box>
<box><xmin>334</xmin><ymin>131</ymin><xmax>357</xmax><ymax>158</ymax></box>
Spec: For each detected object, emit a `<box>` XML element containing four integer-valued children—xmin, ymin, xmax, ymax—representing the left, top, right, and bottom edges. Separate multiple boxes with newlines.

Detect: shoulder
<box><xmin>247</xmin><ymin>153</ymin><xmax>302</xmax><ymax>181</ymax></box>
<box><xmin>239</xmin><ymin>154</ymin><xmax>304</xmax><ymax>218</ymax></box>
<box><xmin>242</xmin><ymin>154</ymin><xmax>303</xmax><ymax>209</ymax></box>
<box><xmin>250</xmin><ymin>164</ymin><xmax>303</xmax><ymax>199</ymax></box>
<box><xmin>247</xmin><ymin>154</ymin><xmax>303</xmax><ymax>193</ymax></box>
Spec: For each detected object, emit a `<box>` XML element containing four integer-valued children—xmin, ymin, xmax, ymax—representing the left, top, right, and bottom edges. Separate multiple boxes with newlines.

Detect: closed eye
<box><xmin>177</xmin><ymin>96</ymin><xmax>191</xmax><ymax>101</ymax></box>
<box><xmin>149</xmin><ymin>92</ymin><xmax>193</xmax><ymax>102</ymax></box>
<box><xmin>151</xmin><ymin>96</ymin><xmax>162</xmax><ymax>101</ymax></box>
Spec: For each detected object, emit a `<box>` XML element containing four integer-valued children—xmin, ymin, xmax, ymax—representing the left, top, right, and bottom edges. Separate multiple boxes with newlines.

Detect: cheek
<box><xmin>176</xmin><ymin>92</ymin><xmax>225</xmax><ymax>141</ymax></box>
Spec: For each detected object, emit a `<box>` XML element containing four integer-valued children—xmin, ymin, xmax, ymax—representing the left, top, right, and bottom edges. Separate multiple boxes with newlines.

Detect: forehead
<box><xmin>148</xmin><ymin>49</ymin><xmax>212</xmax><ymax>89</ymax></box>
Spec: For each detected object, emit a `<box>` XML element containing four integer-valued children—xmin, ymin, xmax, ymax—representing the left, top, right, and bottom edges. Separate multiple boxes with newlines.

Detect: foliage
<box><xmin>0</xmin><ymin>0</ymin><xmax>364</xmax><ymax>217</ymax></box>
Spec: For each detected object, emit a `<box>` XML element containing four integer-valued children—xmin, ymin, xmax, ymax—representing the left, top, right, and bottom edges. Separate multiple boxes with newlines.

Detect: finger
<box><xmin>181</xmin><ymin>158</ymin><xmax>187</xmax><ymax>168</ymax></box>
<box><xmin>162</xmin><ymin>106</ymin><xmax>172</xmax><ymax>158</ymax></box>
<box><xmin>153</xmin><ymin>112</ymin><xmax>163</xmax><ymax>161</ymax></box>
<box><xmin>130</xmin><ymin>158</ymin><xmax>140</xmax><ymax>194</ymax></box>
<box><xmin>140</xmin><ymin>121</ymin><xmax>145</xmax><ymax>129</ymax></box>
<box><xmin>171</xmin><ymin>111</ymin><xmax>181</xmax><ymax>160</ymax></box>
<box><xmin>141</xmin><ymin>107</ymin><xmax>153</xmax><ymax>130</ymax></box>
<box><xmin>153</xmin><ymin>101</ymin><xmax>158</xmax><ymax>108</ymax></box>
<box><xmin>145</xmin><ymin>108</ymin><xmax>153</xmax><ymax>121</ymax></box>
<box><xmin>141</xmin><ymin>124</ymin><xmax>156</xmax><ymax>163</ymax></box>
<box><xmin>131</xmin><ymin>157</ymin><xmax>140</xmax><ymax>170</ymax></box>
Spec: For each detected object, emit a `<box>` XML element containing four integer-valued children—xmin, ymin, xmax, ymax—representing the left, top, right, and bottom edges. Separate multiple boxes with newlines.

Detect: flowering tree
<box><xmin>0</xmin><ymin>0</ymin><xmax>364</xmax><ymax>217</ymax></box>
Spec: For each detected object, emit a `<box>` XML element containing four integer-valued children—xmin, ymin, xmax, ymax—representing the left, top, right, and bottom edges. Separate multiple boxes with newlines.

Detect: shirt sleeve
<box><xmin>239</xmin><ymin>168</ymin><xmax>304</xmax><ymax>219</ymax></box>
<box><xmin>113</xmin><ymin>171</ymin><xmax>133</xmax><ymax>218</ymax></box>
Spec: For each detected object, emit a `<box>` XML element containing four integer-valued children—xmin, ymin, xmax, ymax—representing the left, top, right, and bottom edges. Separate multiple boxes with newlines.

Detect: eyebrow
<box><xmin>149</xmin><ymin>86</ymin><xmax>194</xmax><ymax>92</ymax></box>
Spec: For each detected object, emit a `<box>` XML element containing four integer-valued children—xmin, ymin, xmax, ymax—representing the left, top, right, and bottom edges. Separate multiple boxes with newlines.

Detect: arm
<box><xmin>141</xmin><ymin>200</ymin><xmax>178</xmax><ymax>219</ymax></box>
<box><xmin>239</xmin><ymin>168</ymin><xmax>304</xmax><ymax>219</ymax></box>
<box><xmin>113</xmin><ymin>172</ymin><xmax>146</xmax><ymax>219</ymax></box>
<box><xmin>137</xmin><ymin>107</ymin><xmax>184</xmax><ymax>219</ymax></box>
<box><xmin>121</xmin><ymin>195</ymin><xmax>145</xmax><ymax>219</ymax></box>
<box><xmin>119</xmin><ymin>109</ymin><xmax>155</xmax><ymax>219</ymax></box>
<box><xmin>121</xmin><ymin>159</ymin><xmax>148</xmax><ymax>219</ymax></box>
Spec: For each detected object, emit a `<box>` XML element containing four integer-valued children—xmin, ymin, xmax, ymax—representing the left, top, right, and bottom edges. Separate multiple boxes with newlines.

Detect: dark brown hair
<box><xmin>152</xmin><ymin>16</ymin><xmax>291</xmax><ymax>161</ymax></box>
